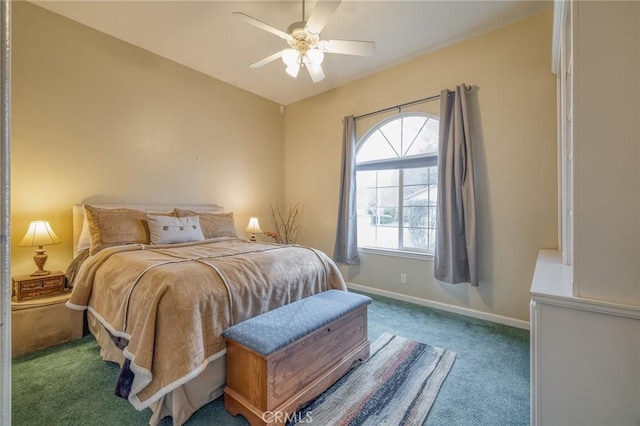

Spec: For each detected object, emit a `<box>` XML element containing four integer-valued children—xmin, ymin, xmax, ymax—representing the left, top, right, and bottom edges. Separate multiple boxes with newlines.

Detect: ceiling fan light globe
<box><xmin>285</xmin><ymin>63</ymin><xmax>300</xmax><ymax>78</ymax></box>
<box><xmin>307</xmin><ymin>48</ymin><xmax>324</xmax><ymax>65</ymax></box>
<box><xmin>307</xmin><ymin>62</ymin><xmax>319</xmax><ymax>73</ymax></box>
<box><xmin>282</xmin><ymin>48</ymin><xmax>300</xmax><ymax>66</ymax></box>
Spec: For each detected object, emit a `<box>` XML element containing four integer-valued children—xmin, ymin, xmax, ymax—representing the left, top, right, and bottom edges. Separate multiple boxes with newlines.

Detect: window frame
<box><xmin>355</xmin><ymin>112</ymin><xmax>439</xmax><ymax>259</ymax></box>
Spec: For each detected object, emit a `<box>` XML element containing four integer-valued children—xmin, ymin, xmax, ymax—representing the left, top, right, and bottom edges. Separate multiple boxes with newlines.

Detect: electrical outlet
<box><xmin>400</xmin><ymin>273</ymin><xmax>407</xmax><ymax>284</ymax></box>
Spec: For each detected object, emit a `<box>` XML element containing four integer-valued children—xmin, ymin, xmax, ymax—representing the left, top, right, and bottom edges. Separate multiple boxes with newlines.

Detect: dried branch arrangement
<box><xmin>264</xmin><ymin>203</ymin><xmax>300</xmax><ymax>244</ymax></box>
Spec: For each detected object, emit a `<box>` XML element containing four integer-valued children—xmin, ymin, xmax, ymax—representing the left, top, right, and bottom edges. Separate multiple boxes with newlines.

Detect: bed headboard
<box><xmin>72</xmin><ymin>203</ymin><xmax>223</xmax><ymax>255</ymax></box>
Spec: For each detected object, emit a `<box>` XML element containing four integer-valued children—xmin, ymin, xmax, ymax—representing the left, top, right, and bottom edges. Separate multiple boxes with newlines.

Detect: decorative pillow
<box><xmin>84</xmin><ymin>205</ymin><xmax>150</xmax><ymax>255</ymax></box>
<box><xmin>173</xmin><ymin>209</ymin><xmax>237</xmax><ymax>239</ymax></box>
<box><xmin>77</xmin><ymin>207</ymin><xmax>174</xmax><ymax>254</ymax></box>
<box><xmin>147</xmin><ymin>215</ymin><xmax>205</xmax><ymax>244</ymax></box>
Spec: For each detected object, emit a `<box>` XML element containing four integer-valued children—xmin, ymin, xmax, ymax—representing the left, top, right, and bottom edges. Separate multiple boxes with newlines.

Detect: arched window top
<box><xmin>356</xmin><ymin>113</ymin><xmax>438</xmax><ymax>165</ymax></box>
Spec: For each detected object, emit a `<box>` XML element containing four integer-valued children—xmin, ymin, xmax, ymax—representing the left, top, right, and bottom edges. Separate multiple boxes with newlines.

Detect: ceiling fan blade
<box><xmin>303</xmin><ymin>57</ymin><xmax>325</xmax><ymax>83</ymax></box>
<box><xmin>321</xmin><ymin>39</ymin><xmax>376</xmax><ymax>56</ymax></box>
<box><xmin>232</xmin><ymin>12</ymin><xmax>293</xmax><ymax>41</ymax></box>
<box><xmin>305</xmin><ymin>0</ymin><xmax>341</xmax><ymax>34</ymax></box>
<box><xmin>250</xmin><ymin>50</ymin><xmax>287</xmax><ymax>68</ymax></box>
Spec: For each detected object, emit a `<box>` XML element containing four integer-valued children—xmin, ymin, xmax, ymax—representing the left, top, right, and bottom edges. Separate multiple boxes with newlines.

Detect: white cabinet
<box><xmin>531</xmin><ymin>251</ymin><xmax>640</xmax><ymax>426</ymax></box>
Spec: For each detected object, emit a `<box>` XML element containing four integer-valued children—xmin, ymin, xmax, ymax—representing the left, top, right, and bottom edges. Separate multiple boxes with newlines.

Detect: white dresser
<box><xmin>530</xmin><ymin>250</ymin><xmax>640</xmax><ymax>426</ymax></box>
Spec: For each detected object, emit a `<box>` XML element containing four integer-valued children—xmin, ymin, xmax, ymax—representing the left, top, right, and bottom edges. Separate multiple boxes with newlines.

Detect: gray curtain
<box><xmin>333</xmin><ymin>115</ymin><xmax>359</xmax><ymax>265</ymax></box>
<box><xmin>434</xmin><ymin>85</ymin><xmax>477</xmax><ymax>286</ymax></box>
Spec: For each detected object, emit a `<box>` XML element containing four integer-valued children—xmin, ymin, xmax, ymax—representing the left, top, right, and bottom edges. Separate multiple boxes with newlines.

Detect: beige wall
<box><xmin>572</xmin><ymin>1</ymin><xmax>640</xmax><ymax>305</ymax></box>
<box><xmin>284</xmin><ymin>11</ymin><xmax>557</xmax><ymax>321</ymax></box>
<box><xmin>11</xmin><ymin>2</ymin><xmax>284</xmax><ymax>275</ymax></box>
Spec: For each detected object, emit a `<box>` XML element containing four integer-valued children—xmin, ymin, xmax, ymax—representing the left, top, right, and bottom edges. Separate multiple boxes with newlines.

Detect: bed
<box><xmin>65</xmin><ymin>203</ymin><xmax>347</xmax><ymax>425</ymax></box>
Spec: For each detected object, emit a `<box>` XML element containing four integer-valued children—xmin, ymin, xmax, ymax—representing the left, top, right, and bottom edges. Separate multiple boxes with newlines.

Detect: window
<box><xmin>356</xmin><ymin>113</ymin><xmax>439</xmax><ymax>255</ymax></box>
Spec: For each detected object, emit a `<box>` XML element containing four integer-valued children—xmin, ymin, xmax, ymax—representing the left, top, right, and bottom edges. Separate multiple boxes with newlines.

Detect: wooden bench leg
<box><xmin>225</xmin><ymin>389</ymin><xmax>310</xmax><ymax>426</ymax></box>
<box><xmin>225</xmin><ymin>391</ymin><xmax>275</xmax><ymax>426</ymax></box>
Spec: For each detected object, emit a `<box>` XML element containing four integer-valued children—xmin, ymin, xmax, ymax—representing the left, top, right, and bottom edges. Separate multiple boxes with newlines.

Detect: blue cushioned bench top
<box><xmin>222</xmin><ymin>290</ymin><xmax>371</xmax><ymax>356</ymax></box>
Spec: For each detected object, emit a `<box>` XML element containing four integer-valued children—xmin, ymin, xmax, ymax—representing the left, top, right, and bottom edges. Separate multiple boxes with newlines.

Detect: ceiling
<box><xmin>31</xmin><ymin>1</ymin><xmax>552</xmax><ymax>105</ymax></box>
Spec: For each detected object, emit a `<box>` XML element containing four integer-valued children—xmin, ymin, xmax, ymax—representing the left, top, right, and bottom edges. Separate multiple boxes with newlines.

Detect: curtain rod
<box><xmin>354</xmin><ymin>85</ymin><xmax>471</xmax><ymax>121</ymax></box>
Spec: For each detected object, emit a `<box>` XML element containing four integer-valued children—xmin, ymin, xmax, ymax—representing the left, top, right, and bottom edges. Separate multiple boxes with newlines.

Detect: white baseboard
<box><xmin>346</xmin><ymin>282</ymin><xmax>530</xmax><ymax>330</ymax></box>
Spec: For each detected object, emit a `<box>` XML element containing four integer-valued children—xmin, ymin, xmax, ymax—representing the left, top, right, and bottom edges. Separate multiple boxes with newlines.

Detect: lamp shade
<box><xmin>18</xmin><ymin>221</ymin><xmax>61</xmax><ymax>248</ymax></box>
<box><xmin>245</xmin><ymin>218</ymin><xmax>262</xmax><ymax>234</ymax></box>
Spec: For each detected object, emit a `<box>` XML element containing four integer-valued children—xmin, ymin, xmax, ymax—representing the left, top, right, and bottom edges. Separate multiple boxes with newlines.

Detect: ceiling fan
<box><xmin>233</xmin><ymin>0</ymin><xmax>375</xmax><ymax>83</ymax></box>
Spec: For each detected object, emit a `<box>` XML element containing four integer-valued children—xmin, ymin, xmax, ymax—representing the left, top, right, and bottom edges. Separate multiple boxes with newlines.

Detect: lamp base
<box><xmin>31</xmin><ymin>248</ymin><xmax>51</xmax><ymax>276</ymax></box>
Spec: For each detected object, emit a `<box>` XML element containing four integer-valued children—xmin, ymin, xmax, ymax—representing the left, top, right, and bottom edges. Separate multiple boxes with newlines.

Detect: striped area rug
<box><xmin>290</xmin><ymin>332</ymin><xmax>456</xmax><ymax>426</ymax></box>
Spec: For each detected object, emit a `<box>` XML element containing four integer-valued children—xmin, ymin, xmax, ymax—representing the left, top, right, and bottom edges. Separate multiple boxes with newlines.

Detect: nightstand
<box><xmin>12</xmin><ymin>271</ymin><xmax>66</xmax><ymax>302</ymax></box>
<box><xmin>11</xmin><ymin>292</ymin><xmax>83</xmax><ymax>357</ymax></box>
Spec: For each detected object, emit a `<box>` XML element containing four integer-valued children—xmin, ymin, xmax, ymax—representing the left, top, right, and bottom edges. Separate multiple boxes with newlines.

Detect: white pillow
<box><xmin>147</xmin><ymin>215</ymin><xmax>205</xmax><ymax>245</ymax></box>
<box><xmin>76</xmin><ymin>218</ymin><xmax>91</xmax><ymax>253</ymax></box>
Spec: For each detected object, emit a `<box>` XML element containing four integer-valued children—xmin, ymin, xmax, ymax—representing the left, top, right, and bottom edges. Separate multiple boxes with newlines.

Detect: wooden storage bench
<box><xmin>222</xmin><ymin>290</ymin><xmax>371</xmax><ymax>426</ymax></box>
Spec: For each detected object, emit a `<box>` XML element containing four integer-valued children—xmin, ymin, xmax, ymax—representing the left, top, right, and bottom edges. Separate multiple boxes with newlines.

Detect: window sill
<box><xmin>358</xmin><ymin>247</ymin><xmax>434</xmax><ymax>261</ymax></box>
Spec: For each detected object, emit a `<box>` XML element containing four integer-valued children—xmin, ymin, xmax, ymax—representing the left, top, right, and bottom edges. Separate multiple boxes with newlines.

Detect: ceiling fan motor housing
<box><xmin>287</xmin><ymin>21</ymin><xmax>319</xmax><ymax>54</ymax></box>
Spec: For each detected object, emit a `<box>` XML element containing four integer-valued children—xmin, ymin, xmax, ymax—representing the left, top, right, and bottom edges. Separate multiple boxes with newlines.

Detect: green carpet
<box><xmin>12</xmin><ymin>292</ymin><xmax>529</xmax><ymax>425</ymax></box>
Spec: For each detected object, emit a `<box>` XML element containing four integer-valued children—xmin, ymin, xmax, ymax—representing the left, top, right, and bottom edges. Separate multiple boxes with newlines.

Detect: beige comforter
<box><xmin>67</xmin><ymin>237</ymin><xmax>346</xmax><ymax>410</ymax></box>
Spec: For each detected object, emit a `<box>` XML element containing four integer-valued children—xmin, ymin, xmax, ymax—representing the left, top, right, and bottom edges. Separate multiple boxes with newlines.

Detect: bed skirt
<box><xmin>87</xmin><ymin>312</ymin><xmax>226</xmax><ymax>426</ymax></box>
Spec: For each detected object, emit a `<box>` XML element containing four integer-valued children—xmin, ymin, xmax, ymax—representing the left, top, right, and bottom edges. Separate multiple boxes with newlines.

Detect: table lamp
<box><xmin>245</xmin><ymin>217</ymin><xmax>262</xmax><ymax>242</ymax></box>
<box><xmin>18</xmin><ymin>220</ymin><xmax>62</xmax><ymax>276</ymax></box>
